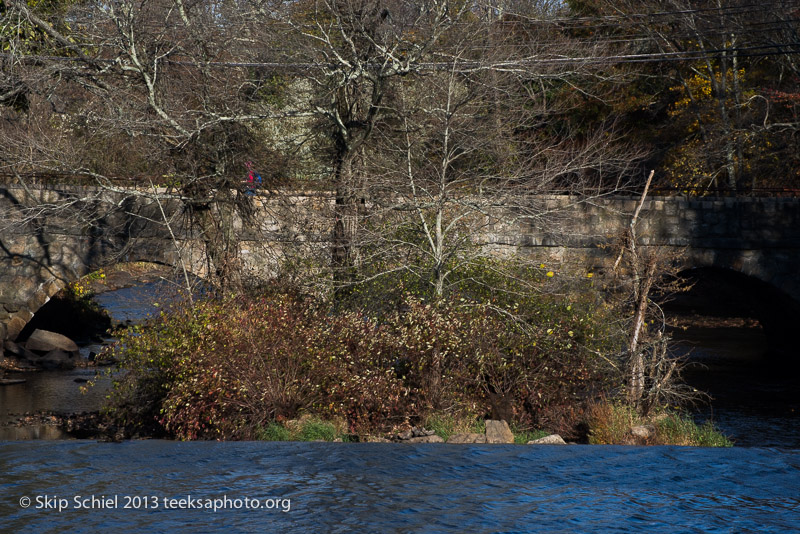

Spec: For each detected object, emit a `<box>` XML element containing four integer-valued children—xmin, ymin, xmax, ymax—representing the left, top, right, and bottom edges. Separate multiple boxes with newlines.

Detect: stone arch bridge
<box><xmin>1</xmin><ymin>183</ymin><xmax>799</xmax><ymax>345</ymax></box>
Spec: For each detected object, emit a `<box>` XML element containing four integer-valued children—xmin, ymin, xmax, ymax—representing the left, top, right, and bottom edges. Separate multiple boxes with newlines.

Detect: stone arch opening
<box><xmin>16</xmin><ymin>261</ymin><xmax>195</xmax><ymax>345</ymax></box>
<box><xmin>664</xmin><ymin>267</ymin><xmax>800</xmax><ymax>446</ymax></box>
<box><xmin>665</xmin><ymin>266</ymin><xmax>799</xmax><ymax>365</ymax></box>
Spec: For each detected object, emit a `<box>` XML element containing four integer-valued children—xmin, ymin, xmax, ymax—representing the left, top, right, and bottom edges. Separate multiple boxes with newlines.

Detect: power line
<box><xmin>6</xmin><ymin>1</ymin><xmax>798</xmax><ymax>32</ymax></box>
<box><xmin>5</xmin><ymin>9</ymin><xmax>797</xmax><ymax>63</ymax></box>
<box><xmin>3</xmin><ymin>40</ymin><xmax>800</xmax><ymax>73</ymax></box>
<box><xmin>3</xmin><ymin>2</ymin><xmax>800</xmax><ymax>72</ymax></box>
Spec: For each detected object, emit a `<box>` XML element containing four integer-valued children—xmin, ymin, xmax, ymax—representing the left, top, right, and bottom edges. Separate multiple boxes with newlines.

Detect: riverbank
<box><xmin>0</xmin><ymin>406</ymin><xmax>731</xmax><ymax>447</ymax></box>
<box><xmin>0</xmin><ymin>410</ymin><xmax>112</xmax><ymax>440</ymax></box>
<box><xmin>87</xmin><ymin>286</ymin><xmax>733</xmax><ymax>447</ymax></box>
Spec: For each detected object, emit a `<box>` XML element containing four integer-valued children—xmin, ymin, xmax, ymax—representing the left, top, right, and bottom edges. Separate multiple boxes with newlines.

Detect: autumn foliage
<box><xmin>106</xmin><ymin>288</ymin><xmax>620</xmax><ymax>440</ymax></box>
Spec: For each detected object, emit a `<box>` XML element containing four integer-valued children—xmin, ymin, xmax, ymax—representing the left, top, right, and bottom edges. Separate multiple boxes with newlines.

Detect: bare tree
<box><xmin>267</xmin><ymin>0</ymin><xmax>472</xmax><ymax>291</ymax></box>
<box><xmin>317</xmin><ymin>3</ymin><xmax>642</xmax><ymax>303</ymax></box>
<box><xmin>2</xmin><ymin>0</ymin><xmax>640</xmax><ymax>300</ymax></box>
<box><xmin>611</xmin><ymin>171</ymin><xmax>694</xmax><ymax>415</ymax></box>
<box><xmin>1</xmin><ymin>0</ymin><xmax>311</xmax><ymax>290</ymax></box>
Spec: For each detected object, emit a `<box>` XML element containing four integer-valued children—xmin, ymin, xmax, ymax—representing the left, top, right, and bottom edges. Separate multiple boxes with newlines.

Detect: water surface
<box><xmin>2</xmin><ymin>441</ymin><xmax>798</xmax><ymax>533</ymax></box>
<box><xmin>674</xmin><ymin>325</ymin><xmax>800</xmax><ymax>448</ymax></box>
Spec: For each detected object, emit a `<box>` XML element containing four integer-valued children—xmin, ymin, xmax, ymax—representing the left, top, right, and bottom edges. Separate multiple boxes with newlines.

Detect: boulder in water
<box><xmin>4</xmin><ymin>340</ymin><xmax>38</xmax><ymax>360</ymax></box>
<box><xmin>39</xmin><ymin>349</ymin><xmax>76</xmax><ymax>370</ymax></box>
<box><xmin>527</xmin><ymin>434</ymin><xmax>567</xmax><ymax>445</ymax></box>
<box><xmin>2</xmin><ymin>341</ymin><xmax>39</xmax><ymax>370</ymax></box>
<box><xmin>25</xmin><ymin>329</ymin><xmax>79</xmax><ymax>354</ymax></box>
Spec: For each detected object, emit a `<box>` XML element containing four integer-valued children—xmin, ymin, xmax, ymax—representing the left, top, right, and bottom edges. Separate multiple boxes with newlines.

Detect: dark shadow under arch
<box><xmin>665</xmin><ymin>267</ymin><xmax>800</xmax><ymax>446</ymax></box>
<box><xmin>17</xmin><ymin>261</ymin><xmax>201</xmax><ymax>343</ymax></box>
<box><xmin>665</xmin><ymin>267</ymin><xmax>800</xmax><ymax>369</ymax></box>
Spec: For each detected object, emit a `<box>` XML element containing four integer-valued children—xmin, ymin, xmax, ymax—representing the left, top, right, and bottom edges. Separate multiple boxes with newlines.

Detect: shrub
<box><xmin>587</xmin><ymin>402</ymin><xmax>638</xmax><ymax>445</ymax></box>
<box><xmin>106</xmin><ymin>284</ymin><xmax>624</xmax><ymax>440</ymax></box>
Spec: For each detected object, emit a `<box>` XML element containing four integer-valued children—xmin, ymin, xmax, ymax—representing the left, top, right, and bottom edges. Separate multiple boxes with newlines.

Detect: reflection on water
<box><xmin>0</xmin><ymin>369</ymin><xmax>113</xmax><ymax>440</ymax></box>
<box><xmin>0</xmin><ymin>280</ymin><xmax>171</xmax><ymax>440</ymax></box>
<box><xmin>0</xmin><ymin>368</ymin><xmax>111</xmax><ymax>415</ymax></box>
<box><xmin>1</xmin><ymin>442</ymin><xmax>799</xmax><ymax>533</ymax></box>
<box><xmin>672</xmin><ymin>325</ymin><xmax>800</xmax><ymax>448</ymax></box>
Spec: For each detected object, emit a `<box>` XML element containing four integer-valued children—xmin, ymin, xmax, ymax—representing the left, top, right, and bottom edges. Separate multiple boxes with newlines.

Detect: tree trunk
<box><xmin>332</xmin><ymin>152</ymin><xmax>359</xmax><ymax>293</ymax></box>
<box><xmin>191</xmin><ymin>189</ymin><xmax>242</xmax><ymax>292</ymax></box>
<box><xmin>628</xmin><ymin>259</ymin><xmax>656</xmax><ymax>407</ymax></box>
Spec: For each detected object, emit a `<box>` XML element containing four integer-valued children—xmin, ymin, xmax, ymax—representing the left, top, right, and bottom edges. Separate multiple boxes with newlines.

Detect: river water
<box><xmin>672</xmin><ymin>325</ymin><xmax>800</xmax><ymax>449</ymax></box>
<box><xmin>2</xmin><ymin>441</ymin><xmax>799</xmax><ymax>533</ymax></box>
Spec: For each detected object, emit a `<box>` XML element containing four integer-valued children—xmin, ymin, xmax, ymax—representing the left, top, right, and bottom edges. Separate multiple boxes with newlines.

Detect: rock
<box><xmin>39</xmin><ymin>349</ymin><xmax>76</xmax><ymax>370</ymax></box>
<box><xmin>396</xmin><ymin>426</ymin><xmax>436</xmax><ymax>441</ymax></box>
<box><xmin>630</xmin><ymin>425</ymin><xmax>655</xmax><ymax>440</ymax></box>
<box><xmin>25</xmin><ymin>329</ymin><xmax>79</xmax><ymax>354</ymax></box>
<box><xmin>405</xmin><ymin>435</ymin><xmax>444</xmax><ymax>444</ymax></box>
<box><xmin>527</xmin><ymin>434</ymin><xmax>567</xmax><ymax>445</ymax></box>
<box><xmin>6</xmin><ymin>315</ymin><xmax>28</xmax><ymax>341</ymax></box>
<box><xmin>485</xmin><ymin>419</ymin><xmax>514</xmax><ymax>444</ymax></box>
<box><xmin>447</xmin><ymin>432</ymin><xmax>487</xmax><ymax>444</ymax></box>
<box><xmin>4</xmin><ymin>340</ymin><xmax>38</xmax><ymax>360</ymax></box>
<box><xmin>0</xmin><ymin>378</ymin><xmax>27</xmax><ymax>385</ymax></box>
<box><xmin>397</xmin><ymin>429</ymin><xmax>414</xmax><ymax>441</ymax></box>
<box><xmin>2</xmin><ymin>301</ymin><xmax>20</xmax><ymax>313</ymax></box>
<box><xmin>86</xmin><ymin>279</ymin><xmax>110</xmax><ymax>294</ymax></box>
<box><xmin>43</xmin><ymin>280</ymin><xmax>61</xmax><ymax>299</ymax></box>
<box><xmin>31</xmin><ymin>287</ymin><xmax>51</xmax><ymax>309</ymax></box>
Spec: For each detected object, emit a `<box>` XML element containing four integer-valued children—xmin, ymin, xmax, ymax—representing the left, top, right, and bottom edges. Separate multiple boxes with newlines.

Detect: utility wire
<box><xmin>3</xmin><ymin>40</ymin><xmax>800</xmax><ymax>71</ymax></box>
<box><xmin>3</xmin><ymin>2</ymin><xmax>800</xmax><ymax>71</ymax></box>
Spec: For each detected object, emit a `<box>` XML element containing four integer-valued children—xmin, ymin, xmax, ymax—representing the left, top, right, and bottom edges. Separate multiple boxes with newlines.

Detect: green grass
<box><xmin>257</xmin><ymin>417</ymin><xmax>346</xmax><ymax>442</ymax></box>
<box><xmin>424</xmin><ymin>413</ymin><xmax>485</xmax><ymax>441</ymax></box>
<box><xmin>588</xmin><ymin>402</ymin><xmax>732</xmax><ymax>447</ymax></box>
<box><xmin>655</xmin><ymin>415</ymin><xmax>733</xmax><ymax>447</ymax></box>
<box><xmin>256</xmin><ymin>422</ymin><xmax>291</xmax><ymax>441</ymax></box>
<box><xmin>298</xmin><ymin>418</ymin><xmax>339</xmax><ymax>441</ymax></box>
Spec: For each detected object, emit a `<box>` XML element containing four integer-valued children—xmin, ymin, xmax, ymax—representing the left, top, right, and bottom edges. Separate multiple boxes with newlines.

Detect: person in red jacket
<box><xmin>245</xmin><ymin>161</ymin><xmax>262</xmax><ymax>195</ymax></box>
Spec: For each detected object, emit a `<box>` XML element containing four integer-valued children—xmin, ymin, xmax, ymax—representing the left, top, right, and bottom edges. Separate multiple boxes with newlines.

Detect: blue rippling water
<box><xmin>1</xmin><ymin>441</ymin><xmax>799</xmax><ymax>533</ymax></box>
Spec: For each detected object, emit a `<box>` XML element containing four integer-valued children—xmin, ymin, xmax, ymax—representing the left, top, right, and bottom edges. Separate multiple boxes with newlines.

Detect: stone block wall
<box><xmin>2</xmin><ymin>184</ymin><xmax>800</xmax><ymax>341</ymax></box>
